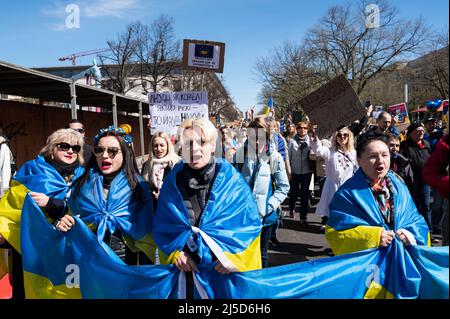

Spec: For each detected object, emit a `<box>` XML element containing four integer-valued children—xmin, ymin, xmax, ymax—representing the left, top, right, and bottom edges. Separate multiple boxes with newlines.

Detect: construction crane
<box><xmin>58</xmin><ymin>47</ymin><xmax>112</xmax><ymax>65</ymax></box>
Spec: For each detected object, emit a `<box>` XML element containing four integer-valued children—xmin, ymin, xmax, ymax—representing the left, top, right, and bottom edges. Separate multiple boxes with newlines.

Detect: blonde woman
<box><xmin>309</xmin><ymin>126</ymin><xmax>358</xmax><ymax>230</ymax></box>
<box><xmin>141</xmin><ymin>132</ymin><xmax>180</xmax><ymax>206</ymax></box>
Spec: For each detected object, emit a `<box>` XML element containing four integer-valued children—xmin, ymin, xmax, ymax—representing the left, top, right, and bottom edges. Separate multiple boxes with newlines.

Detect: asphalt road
<box><xmin>268</xmin><ymin>200</ymin><xmax>334</xmax><ymax>267</ymax></box>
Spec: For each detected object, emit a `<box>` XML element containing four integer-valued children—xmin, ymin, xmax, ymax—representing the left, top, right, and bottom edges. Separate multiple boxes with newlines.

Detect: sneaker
<box><xmin>300</xmin><ymin>219</ymin><xmax>308</xmax><ymax>227</ymax></box>
<box><xmin>320</xmin><ymin>224</ymin><xmax>326</xmax><ymax>232</ymax></box>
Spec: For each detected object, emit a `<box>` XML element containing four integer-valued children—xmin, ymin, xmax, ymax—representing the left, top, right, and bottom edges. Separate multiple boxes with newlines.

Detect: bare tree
<box><xmin>134</xmin><ymin>15</ymin><xmax>181</xmax><ymax>93</ymax></box>
<box><xmin>255</xmin><ymin>0</ymin><xmax>430</xmax><ymax>115</ymax></box>
<box><xmin>98</xmin><ymin>23</ymin><xmax>140</xmax><ymax>94</ymax></box>
<box><xmin>419</xmin><ymin>29</ymin><xmax>449</xmax><ymax>99</ymax></box>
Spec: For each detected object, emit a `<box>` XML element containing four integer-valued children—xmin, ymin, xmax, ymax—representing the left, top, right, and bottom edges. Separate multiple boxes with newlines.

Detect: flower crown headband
<box><xmin>93</xmin><ymin>125</ymin><xmax>133</xmax><ymax>145</ymax></box>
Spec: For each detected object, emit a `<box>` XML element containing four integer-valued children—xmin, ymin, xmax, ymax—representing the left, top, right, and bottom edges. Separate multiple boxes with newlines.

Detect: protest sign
<box><xmin>148</xmin><ymin>91</ymin><xmax>208</xmax><ymax>135</ymax></box>
<box><xmin>388</xmin><ymin>102</ymin><xmax>410</xmax><ymax>132</ymax></box>
<box><xmin>296</xmin><ymin>74</ymin><xmax>366</xmax><ymax>138</ymax></box>
<box><xmin>182</xmin><ymin>39</ymin><xmax>225</xmax><ymax>73</ymax></box>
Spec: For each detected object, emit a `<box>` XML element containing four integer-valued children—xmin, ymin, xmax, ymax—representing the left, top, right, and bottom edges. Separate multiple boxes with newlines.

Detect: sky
<box><xmin>0</xmin><ymin>0</ymin><xmax>448</xmax><ymax>113</ymax></box>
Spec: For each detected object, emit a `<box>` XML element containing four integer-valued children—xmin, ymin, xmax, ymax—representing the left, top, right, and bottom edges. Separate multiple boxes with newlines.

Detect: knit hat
<box><xmin>406</xmin><ymin>122</ymin><xmax>424</xmax><ymax>136</ymax></box>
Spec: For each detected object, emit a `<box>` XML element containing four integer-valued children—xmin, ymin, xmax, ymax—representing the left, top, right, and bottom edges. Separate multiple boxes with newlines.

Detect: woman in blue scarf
<box><xmin>0</xmin><ymin>128</ymin><xmax>85</xmax><ymax>298</ymax></box>
<box><xmin>57</xmin><ymin>127</ymin><xmax>154</xmax><ymax>265</ymax></box>
<box><xmin>326</xmin><ymin>132</ymin><xmax>430</xmax><ymax>256</ymax></box>
<box><xmin>153</xmin><ymin>118</ymin><xmax>261</xmax><ymax>298</ymax></box>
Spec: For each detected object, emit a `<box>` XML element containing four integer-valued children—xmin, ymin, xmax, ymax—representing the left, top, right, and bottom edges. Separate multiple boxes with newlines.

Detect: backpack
<box><xmin>0</xmin><ymin>141</ymin><xmax>17</xmax><ymax>176</ymax></box>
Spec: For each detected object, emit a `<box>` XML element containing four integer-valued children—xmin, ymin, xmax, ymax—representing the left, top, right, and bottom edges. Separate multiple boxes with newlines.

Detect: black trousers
<box><xmin>288</xmin><ymin>173</ymin><xmax>312</xmax><ymax>220</ymax></box>
<box><xmin>0</xmin><ymin>242</ymin><xmax>25</xmax><ymax>299</ymax></box>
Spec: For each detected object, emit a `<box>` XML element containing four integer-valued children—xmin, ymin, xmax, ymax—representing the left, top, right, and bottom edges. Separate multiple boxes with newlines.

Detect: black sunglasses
<box><xmin>337</xmin><ymin>133</ymin><xmax>349</xmax><ymax>138</ymax></box>
<box><xmin>57</xmin><ymin>143</ymin><xmax>81</xmax><ymax>153</ymax></box>
<box><xmin>93</xmin><ymin>146</ymin><xmax>121</xmax><ymax>158</ymax></box>
<box><xmin>72</xmin><ymin>128</ymin><xmax>85</xmax><ymax>133</ymax></box>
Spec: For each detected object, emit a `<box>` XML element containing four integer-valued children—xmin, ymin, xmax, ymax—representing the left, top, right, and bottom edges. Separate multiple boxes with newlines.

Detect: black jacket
<box><xmin>400</xmin><ymin>139</ymin><xmax>431</xmax><ymax>185</ymax></box>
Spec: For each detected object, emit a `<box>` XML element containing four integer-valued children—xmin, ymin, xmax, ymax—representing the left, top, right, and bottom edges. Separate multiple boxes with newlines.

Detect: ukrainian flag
<box><xmin>68</xmin><ymin>168</ymin><xmax>158</xmax><ymax>263</ymax></box>
<box><xmin>0</xmin><ymin>155</ymin><xmax>84</xmax><ymax>298</ymax></box>
<box><xmin>20</xmin><ymin>200</ymin><xmax>179</xmax><ymax>299</ymax></box>
<box><xmin>263</xmin><ymin>96</ymin><xmax>274</xmax><ymax>116</ymax></box>
<box><xmin>153</xmin><ymin>159</ymin><xmax>262</xmax><ymax>273</ymax></box>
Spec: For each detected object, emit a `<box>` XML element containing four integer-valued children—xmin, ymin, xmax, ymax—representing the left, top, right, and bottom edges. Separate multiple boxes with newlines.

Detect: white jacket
<box><xmin>0</xmin><ymin>137</ymin><xmax>12</xmax><ymax>196</ymax></box>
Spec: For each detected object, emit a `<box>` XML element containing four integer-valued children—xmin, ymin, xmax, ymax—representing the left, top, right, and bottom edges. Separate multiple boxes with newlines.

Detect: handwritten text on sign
<box><xmin>297</xmin><ymin>75</ymin><xmax>366</xmax><ymax>138</ymax></box>
<box><xmin>148</xmin><ymin>91</ymin><xmax>209</xmax><ymax>135</ymax></box>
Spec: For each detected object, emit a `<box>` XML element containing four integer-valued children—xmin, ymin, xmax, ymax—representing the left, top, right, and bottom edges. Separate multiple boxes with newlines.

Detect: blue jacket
<box><xmin>239</xmin><ymin>148</ymin><xmax>290</xmax><ymax>226</ymax></box>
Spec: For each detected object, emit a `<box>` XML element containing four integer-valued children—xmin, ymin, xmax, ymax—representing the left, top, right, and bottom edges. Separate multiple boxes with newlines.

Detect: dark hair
<box><xmin>74</xmin><ymin>130</ymin><xmax>140</xmax><ymax>194</ymax></box>
<box><xmin>386</xmin><ymin>133</ymin><xmax>400</xmax><ymax>141</ymax></box>
<box><xmin>356</xmin><ymin>132</ymin><xmax>389</xmax><ymax>158</ymax></box>
<box><xmin>65</xmin><ymin>119</ymin><xmax>84</xmax><ymax>129</ymax></box>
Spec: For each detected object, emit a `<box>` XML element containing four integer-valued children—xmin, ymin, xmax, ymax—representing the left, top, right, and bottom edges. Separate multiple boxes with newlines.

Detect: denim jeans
<box><xmin>260</xmin><ymin>224</ymin><xmax>274</xmax><ymax>268</ymax></box>
<box><xmin>411</xmin><ymin>183</ymin><xmax>432</xmax><ymax>229</ymax></box>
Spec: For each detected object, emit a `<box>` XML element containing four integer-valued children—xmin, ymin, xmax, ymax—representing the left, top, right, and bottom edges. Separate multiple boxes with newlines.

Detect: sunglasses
<box><xmin>297</xmin><ymin>126</ymin><xmax>308</xmax><ymax>130</ymax></box>
<box><xmin>337</xmin><ymin>133</ymin><xmax>349</xmax><ymax>138</ymax></box>
<box><xmin>56</xmin><ymin>143</ymin><xmax>81</xmax><ymax>153</ymax></box>
<box><xmin>93</xmin><ymin>146</ymin><xmax>121</xmax><ymax>158</ymax></box>
<box><xmin>72</xmin><ymin>128</ymin><xmax>85</xmax><ymax>133</ymax></box>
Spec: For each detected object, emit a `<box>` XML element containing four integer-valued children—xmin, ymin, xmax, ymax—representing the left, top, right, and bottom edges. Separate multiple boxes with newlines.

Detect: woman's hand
<box><xmin>175</xmin><ymin>251</ymin><xmax>198</xmax><ymax>272</ymax></box>
<box><xmin>29</xmin><ymin>192</ymin><xmax>50</xmax><ymax>208</ymax></box>
<box><xmin>396</xmin><ymin>229</ymin><xmax>412</xmax><ymax>246</ymax></box>
<box><xmin>379</xmin><ymin>230</ymin><xmax>395</xmax><ymax>247</ymax></box>
<box><xmin>215</xmin><ymin>261</ymin><xmax>231</xmax><ymax>275</ymax></box>
<box><xmin>56</xmin><ymin>215</ymin><xmax>75</xmax><ymax>232</ymax></box>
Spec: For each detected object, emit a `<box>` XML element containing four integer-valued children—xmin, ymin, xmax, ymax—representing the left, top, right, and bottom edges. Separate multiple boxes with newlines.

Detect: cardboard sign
<box><xmin>182</xmin><ymin>39</ymin><xmax>225</xmax><ymax>73</ymax></box>
<box><xmin>148</xmin><ymin>91</ymin><xmax>209</xmax><ymax>135</ymax></box>
<box><xmin>296</xmin><ymin>74</ymin><xmax>366</xmax><ymax>137</ymax></box>
<box><xmin>388</xmin><ymin>102</ymin><xmax>410</xmax><ymax>132</ymax></box>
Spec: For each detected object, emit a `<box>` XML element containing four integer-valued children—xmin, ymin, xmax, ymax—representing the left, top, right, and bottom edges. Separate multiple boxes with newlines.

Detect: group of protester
<box><xmin>0</xmin><ymin>101</ymin><xmax>448</xmax><ymax>298</ymax></box>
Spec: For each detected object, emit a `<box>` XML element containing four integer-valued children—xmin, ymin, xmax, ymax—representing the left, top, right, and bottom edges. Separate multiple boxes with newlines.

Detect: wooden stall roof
<box><xmin>0</xmin><ymin>60</ymin><xmax>149</xmax><ymax>114</ymax></box>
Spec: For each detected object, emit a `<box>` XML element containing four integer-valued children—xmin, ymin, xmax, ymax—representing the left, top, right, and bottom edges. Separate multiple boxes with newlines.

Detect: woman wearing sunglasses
<box><xmin>141</xmin><ymin>132</ymin><xmax>180</xmax><ymax>209</ymax></box>
<box><xmin>0</xmin><ymin>128</ymin><xmax>85</xmax><ymax>298</ymax></box>
<box><xmin>309</xmin><ymin>125</ymin><xmax>358</xmax><ymax>231</ymax></box>
<box><xmin>57</xmin><ymin>127</ymin><xmax>155</xmax><ymax>265</ymax></box>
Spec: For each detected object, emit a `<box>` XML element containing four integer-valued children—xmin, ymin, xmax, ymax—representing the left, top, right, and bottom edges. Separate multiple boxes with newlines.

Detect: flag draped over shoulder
<box><xmin>326</xmin><ymin>169</ymin><xmax>429</xmax><ymax>256</ymax></box>
<box><xmin>0</xmin><ymin>155</ymin><xmax>84</xmax><ymax>253</ymax></box>
<box><xmin>68</xmin><ymin>169</ymin><xmax>156</xmax><ymax>261</ymax></box>
<box><xmin>3</xmin><ymin>159</ymin><xmax>448</xmax><ymax>299</ymax></box>
<box><xmin>153</xmin><ymin>159</ymin><xmax>262</xmax><ymax>272</ymax></box>
<box><xmin>325</xmin><ymin>168</ymin><xmax>434</xmax><ymax>298</ymax></box>
<box><xmin>19</xmin><ymin>196</ymin><xmax>449</xmax><ymax>299</ymax></box>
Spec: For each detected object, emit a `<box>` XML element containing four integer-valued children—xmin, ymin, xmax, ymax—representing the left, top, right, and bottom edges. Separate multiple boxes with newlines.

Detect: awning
<box><xmin>0</xmin><ymin>60</ymin><xmax>149</xmax><ymax>114</ymax></box>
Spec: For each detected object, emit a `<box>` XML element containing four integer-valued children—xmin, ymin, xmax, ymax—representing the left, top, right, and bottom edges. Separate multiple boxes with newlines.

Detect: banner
<box><xmin>388</xmin><ymin>102</ymin><xmax>410</xmax><ymax>132</ymax></box>
<box><xmin>148</xmin><ymin>91</ymin><xmax>209</xmax><ymax>135</ymax></box>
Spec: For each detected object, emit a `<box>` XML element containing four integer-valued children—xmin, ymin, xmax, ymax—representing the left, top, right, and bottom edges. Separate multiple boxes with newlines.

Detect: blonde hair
<box><xmin>142</xmin><ymin>132</ymin><xmax>180</xmax><ymax>183</ymax></box>
<box><xmin>39</xmin><ymin>128</ymin><xmax>84</xmax><ymax>165</ymax></box>
<box><xmin>331</xmin><ymin>127</ymin><xmax>354</xmax><ymax>153</ymax></box>
<box><xmin>177</xmin><ymin>117</ymin><xmax>218</xmax><ymax>148</ymax></box>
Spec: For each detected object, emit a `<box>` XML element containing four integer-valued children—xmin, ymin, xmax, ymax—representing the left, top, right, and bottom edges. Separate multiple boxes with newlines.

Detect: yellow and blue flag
<box><xmin>3</xmin><ymin>159</ymin><xmax>448</xmax><ymax>299</ymax></box>
<box><xmin>153</xmin><ymin>159</ymin><xmax>262</xmax><ymax>272</ymax></box>
<box><xmin>68</xmin><ymin>168</ymin><xmax>157</xmax><ymax>262</ymax></box>
<box><xmin>263</xmin><ymin>96</ymin><xmax>274</xmax><ymax>116</ymax></box>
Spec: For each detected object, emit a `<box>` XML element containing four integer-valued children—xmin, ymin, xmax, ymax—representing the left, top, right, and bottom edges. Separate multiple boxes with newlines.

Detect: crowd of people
<box><xmin>0</xmin><ymin>103</ymin><xmax>448</xmax><ymax>298</ymax></box>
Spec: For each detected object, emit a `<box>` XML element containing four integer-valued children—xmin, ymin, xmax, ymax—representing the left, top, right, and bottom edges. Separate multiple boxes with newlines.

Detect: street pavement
<box><xmin>268</xmin><ymin>199</ymin><xmax>334</xmax><ymax>267</ymax></box>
